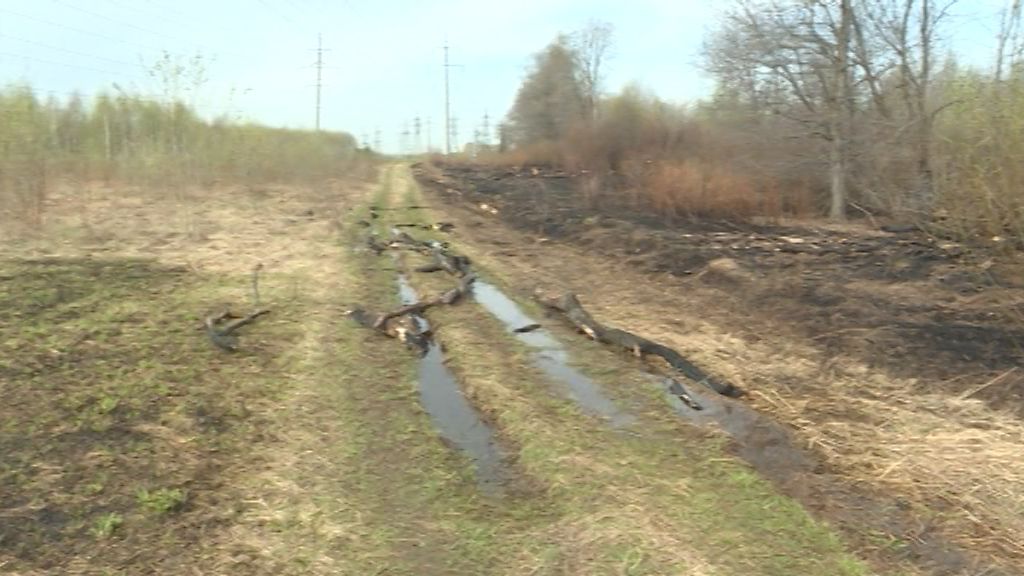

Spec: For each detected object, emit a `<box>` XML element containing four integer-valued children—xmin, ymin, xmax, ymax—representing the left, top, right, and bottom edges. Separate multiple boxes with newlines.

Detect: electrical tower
<box><xmin>443</xmin><ymin>42</ymin><xmax>451</xmax><ymax>154</ymax></box>
<box><xmin>442</xmin><ymin>42</ymin><xmax>462</xmax><ymax>155</ymax></box>
<box><xmin>313</xmin><ymin>33</ymin><xmax>329</xmax><ymax>131</ymax></box>
<box><xmin>413</xmin><ymin>116</ymin><xmax>422</xmax><ymax>153</ymax></box>
<box><xmin>451</xmin><ymin>116</ymin><xmax>459</xmax><ymax>152</ymax></box>
<box><xmin>400</xmin><ymin>121</ymin><xmax>411</xmax><ymax>155</ymax></box>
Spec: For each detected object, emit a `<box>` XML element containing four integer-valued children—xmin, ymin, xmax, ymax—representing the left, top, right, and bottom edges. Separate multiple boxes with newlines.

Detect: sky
<box><xmin>0</xmin><ymin>0</ymin><xmax>1013</xmax><ymax>153</ymax></box>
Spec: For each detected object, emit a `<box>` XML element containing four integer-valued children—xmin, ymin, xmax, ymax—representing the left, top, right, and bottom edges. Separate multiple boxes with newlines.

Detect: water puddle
<box><xmin>659</xmin><ymin>377</ymin><xmax>814</xmax><ymax>479</ymax></box>
<box><xmin>472</xmin><ymin>279</ymin><xmax>633</xmax><ymax>427</ymax></box>
<box><xmin>657</xmin><ymin>377</ymin><xmax>1009</xmax><ymax>576</ymax></box>
<box><xmin>396</xmin><ymin>275</ymin><xmax>510</xmax><ymax>492</ymax></box>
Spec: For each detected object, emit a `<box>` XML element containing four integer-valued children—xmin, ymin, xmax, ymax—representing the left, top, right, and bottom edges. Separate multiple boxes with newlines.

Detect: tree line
<box><xmin>498</xmin><ymin>2</ymin><xmax>1024</xmax><ymax>244</ymax></box>
<box><xmin>1</xmin><ymin>78</ymin><xmax>370</xmax><ymax>228</ymax></box>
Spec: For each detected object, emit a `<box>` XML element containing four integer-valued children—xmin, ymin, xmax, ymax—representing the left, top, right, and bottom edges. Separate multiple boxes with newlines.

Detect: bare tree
<box><xmin>571</xmin><ymin>20</ymin><xmax>614</xmax><ymax>123</ymax></box>
<box><xmin>857</xmin><ymin>0</ymin><xmax>957</xmax><ymax>213</ymax></box>
<box><xmin>705</xmin><ymin>0</ymin><xmax>960</xmax><ymax>219</ymax></box>
<box><xmin>995</xmin><ymin>0</ymin><xmax>1023</xmax><ymax>82</ymax></box>
<box><xmin>705</xmin><ymin>0</ymin><xmax>857</xmax><ymax>220</ymax></box>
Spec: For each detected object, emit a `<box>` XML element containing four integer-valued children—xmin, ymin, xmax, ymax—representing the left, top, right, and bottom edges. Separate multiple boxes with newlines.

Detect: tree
<box><xmin>857</xmin><ymin>0</ymin><xmax>957</xmax><ymax>214</ymax></box>
<box><xmin>571</xmin><ymin>21</ymin><xmax>614</xmax><ymax>123</ymax></box>
<box><xmin>505</xmin><ymin>37</ymin><xmax>586</xmax><ymax>146</ymax></box>
<box><xmin>705</xmin><ymin>0</ymin><xmax>857</xmax><ymax>220</ymax></box>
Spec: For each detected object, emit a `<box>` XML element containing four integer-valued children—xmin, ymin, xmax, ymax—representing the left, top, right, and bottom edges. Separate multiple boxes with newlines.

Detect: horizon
<box><xmin>0</xmin><ymin>0</ymin><xmax>1011</xmax><ymax>152</ymax></box>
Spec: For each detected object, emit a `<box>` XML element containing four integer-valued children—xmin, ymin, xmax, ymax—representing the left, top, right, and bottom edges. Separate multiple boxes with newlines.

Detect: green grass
<box><xmin>387</xmin><ymin>164</ymin><xmax>878</xmax><ymax>575</ymax></box>
<box><xmin>0</xmin><ymin>254</ymin><xmax>308</xmax><ymax>571</ymax></box>
<box><xmin>136</xmin><ymin>487</ymin><xmax>188</xmax><ymax>515</ymax></box>
<box><xmin>0</xmin><ymin>164</ymin><xmax>884</xmax><ymax>574</ymax></box>
<box><xmin>92</xmin><ymin>513</ymin><xmax>123</xmax><ymax>539</ymax></box>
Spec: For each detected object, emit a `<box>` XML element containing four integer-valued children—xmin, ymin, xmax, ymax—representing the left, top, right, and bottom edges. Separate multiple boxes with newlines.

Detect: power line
<box><xmin>50</xmin><ymin>0</ymin><xmax>179</xmax><ymax>41</ymax></box>
<box><xmin>0</xmin><ymin>50</ymin><xmax>143</xmax><ymax>79</ymax></box>
<box><xmin>0</xmin><ymin>33</ymin><xmax>145</xmax><ymax>70</ymax></box>
<box><xmin>0</xmin><ymin>5</ymin><xmax>249</xmax><ymax>62</ymax></box>
<box><xmin>256</xmin><ymin>0</ymin><xmax>302</xmax><ymax>27</ymax></box>
<box><xmin>0</xmin><ymin>7</ymin><xmax>165</xmax><ymax>51</ymax></box>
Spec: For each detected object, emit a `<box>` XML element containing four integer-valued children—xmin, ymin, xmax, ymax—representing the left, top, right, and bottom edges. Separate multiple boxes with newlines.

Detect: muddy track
<box><xmin>411</xmin><ymin>162</ymin><xmax>1024</xmax><ymax>575</ymax></box>
<box><xmin>414</xmin><ymin>161</ymin><xmax>1024</xmax><ymax>415</ymax></box>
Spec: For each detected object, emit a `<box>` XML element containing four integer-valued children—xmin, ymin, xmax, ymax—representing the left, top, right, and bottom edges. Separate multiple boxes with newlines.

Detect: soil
<box><xmin>412</xmin><ymin>160</ymin><xmax>1024</xmax><ymax>575</ymax></box>
<box><xmin>414</xmin><ymin>161</ymin><xmax>1024</xmax><ymax>415</ymax></box>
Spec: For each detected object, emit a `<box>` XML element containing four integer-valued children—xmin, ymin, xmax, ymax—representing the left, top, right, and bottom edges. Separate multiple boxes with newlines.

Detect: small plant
<box><xmin>97</xmin><ymin>395</ymin><xmax>119</xmax><ymax>414</ymax></box>
<box><xmin>92</xmin><ymin>512</ymin><xmax>123</xmax><ymax>538</ymax></box>
<box><xmin>136</xmin><ymin>487</ymin><xmax>188</xmax><ymax>514</ymax></box>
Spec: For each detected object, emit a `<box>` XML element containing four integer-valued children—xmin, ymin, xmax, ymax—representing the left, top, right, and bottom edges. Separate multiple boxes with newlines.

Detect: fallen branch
<box><xmin>371</xmin><ymin>273</ymin><xmax>475</xmax><ymax>328</ymax></box>
<box><xmin>205</xmin><ymin>309</ymin><xmax>271</xmax><ymax>352</ymax></box>
<box><xmin>394</xmin><ymin>222</ymin><xmax>455</xmax><ymax>233</ymax></box>
<box><xmin>349</xmin><ymin>307</ymin><xmax>431</xmax><ymax>355</ymax></box>
<box><xmin>534</xmin><ymin>291</ymin><xmax>742</xmax><ymax>398</ymax></box>
<box><xmin>204</xmin><ymin>264</ymin><xmax>271</xmax><ymax>352</ymax></box>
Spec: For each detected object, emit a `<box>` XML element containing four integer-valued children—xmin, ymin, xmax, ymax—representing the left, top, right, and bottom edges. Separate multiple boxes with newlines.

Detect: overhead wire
<box><xmin>0</xmin><ymin>33</ymin><xmax>146</xmax><ymax>70</ymax></box>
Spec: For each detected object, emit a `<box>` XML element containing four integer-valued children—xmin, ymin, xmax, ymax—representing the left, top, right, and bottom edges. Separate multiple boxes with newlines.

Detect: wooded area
<box><xmin>0</xmin><ymin>53</ymin><xmax>373</xmax><ymax>230</ymax></box>
<box><xmin>495</xmin><ymin>1</ymin><xmax>1024</xmax><ymax>246</ymax></box>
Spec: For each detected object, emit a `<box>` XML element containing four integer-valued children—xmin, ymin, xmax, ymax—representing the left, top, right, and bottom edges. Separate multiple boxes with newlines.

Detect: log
<box><xmin>349</xmin><ymin>307</ymin><xmax>431</xmax><ymax>356</ymax></box>
<box><xmin>394</xmin><ymin>222</ymin><xmax>455</xmax><ymax>233</ymax></box>
<box><xmin>205</xmin><ymin>309</ymin><xmax>271</xmax><ymax>352</ymax></box>
<box><xmin>534</xmin><ymin>291</ymin><xmax>743</xmax><ymax>398</ymax></box>
<box><xmin>351</xmin><ymin>229</ymin><xmax>475</xmax><ymax>356</ymax></box>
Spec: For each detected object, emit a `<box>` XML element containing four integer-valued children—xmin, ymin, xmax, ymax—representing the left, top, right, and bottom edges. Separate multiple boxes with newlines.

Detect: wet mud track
<box><xmin>472</xmin><ymin>279</ymin><xmax>633</xmax><ymax>426</ymax></box>
<box><xmin>414</xmin><ymin>162</ymin><xmax>1024</xmax><ymax>414</ymax></box>
<box><xmin>411</xmin><ymin>162</ymin><xmax>1024</xmax><ymax>575</ymax></box>
<box><xmin>395</xmin><ymin>274</ymin><xmax>512</xmax><ymax>493</ymax></box>
<box><xmin>659</xmin><ymin>380</ymin><xmax>1011</xmax><ymax>576</ymax></box>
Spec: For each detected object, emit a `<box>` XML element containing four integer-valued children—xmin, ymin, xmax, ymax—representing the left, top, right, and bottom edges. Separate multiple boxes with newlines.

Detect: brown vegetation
<box><xmin>0</xmin><ymin>83</ymin><xmax>374</xmax><ymax>236</ymax></box>
<box><xmin>490</xmin><ymin>4</ymin><xmax>1024</xmax><ymax>246</ymax></box>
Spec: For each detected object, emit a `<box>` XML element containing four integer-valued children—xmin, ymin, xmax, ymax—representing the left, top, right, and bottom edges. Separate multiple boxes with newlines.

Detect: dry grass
<box><xmin>393</xmin><ymin>167</ymin><xmax>872</xmax><ymax>576</ymax></box>
<box><xmin>418</xmin><ymin>177</ymin><xmax>1024</xmax><ymax>573</ymax></box>
<box><xmin>636</xmin><ymin>160</ymin><xmax>815</xmax><ymax>220</ymax></box>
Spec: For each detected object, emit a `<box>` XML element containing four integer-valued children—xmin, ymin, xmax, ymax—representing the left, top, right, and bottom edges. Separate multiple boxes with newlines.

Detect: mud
<box><xmin>472</xmin><ymin>279</ymin><xmax>633</xmax><ymax>427</ymax></box>
<box><xmin>657</xmin><ymin>377</ymin><xmax>1011</xmax><ymax>576</ymax></box>
<box><xmin>396</xmin><ymin>275</ymin><xmax>511</xmax><ymax>491</ymax></box>
<box><xmin>414</xmin><ymin>162</ymin><xmax>1024</xmax><ymax>415</ymax></box>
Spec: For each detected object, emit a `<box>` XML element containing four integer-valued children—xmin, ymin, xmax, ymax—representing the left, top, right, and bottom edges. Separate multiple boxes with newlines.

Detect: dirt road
<box><xmin>2</xmin><ymin>164</ymin><xmax>1019</xmax><ymax>575</ymax></box>
<box><xmin>413</xmin><ymin>161</ymin><xmax>1024</xmax><ymax>575</ymax></box>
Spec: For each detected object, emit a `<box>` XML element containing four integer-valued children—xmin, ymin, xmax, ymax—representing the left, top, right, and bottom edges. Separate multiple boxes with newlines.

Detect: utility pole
<box><xmin>451</xmin><ymin>116</ymin><xmax>459</xmax><ymax>152</ymax></box>
<box><xmin>443</xmin><ymin>42</ymin><xmax>451</xmax><ymax>154</ymax></box>
<box><xmin>413</xmin><ymin>116</ymin><xmax>422</xmax><ymax>153</ymax></box>
<box><xmin>314</xmin><ymin>33</ymin><xmax>325</xmax><ymax>131</ymax></box>
<box><xmin>442</xmin><ymin>42</ymin><xmax>464</xmax><ymax>155</ymax></box>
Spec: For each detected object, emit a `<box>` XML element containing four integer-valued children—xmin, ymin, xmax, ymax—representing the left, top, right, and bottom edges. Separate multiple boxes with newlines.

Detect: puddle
<box><xmin>659</xmin><ymin>377</ymin><xmax>814</xmax><ymax>479</ymax></box>
<box><xmin>658</xmin><ymin>377</ymin><xmax>1008</xmax><ymax>576</ymax></box>
<box><xmin>472</xmin><ymin>279</ymin><xmax>633</xmax><ymax>427</ymax></box>
<box><xmin>396</xmin><ymin>275</ymin><xmax>510</xmax><ymax>492</ymax></box>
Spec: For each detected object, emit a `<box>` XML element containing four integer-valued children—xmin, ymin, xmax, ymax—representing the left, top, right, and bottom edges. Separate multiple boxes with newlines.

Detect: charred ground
<box><xmin>415</xmin><ymin>161</ymin><xmax>1024</xmax><ymax>414</ymax></box>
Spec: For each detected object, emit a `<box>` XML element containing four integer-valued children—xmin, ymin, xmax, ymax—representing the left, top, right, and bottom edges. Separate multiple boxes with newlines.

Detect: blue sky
<box><xmin>0</xmin><ymin>0</ymin><xmax>1011</xmax><ymax>152</ymax></box>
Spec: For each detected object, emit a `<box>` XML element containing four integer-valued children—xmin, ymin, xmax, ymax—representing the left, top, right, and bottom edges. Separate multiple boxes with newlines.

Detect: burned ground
<box><xmin>414</xmin><ymin>161</ymin><xmax>1024</xmax><ymax>414</ymax></box>
<box><xmin>412</xmin><ymin>161</ymin><xmax>1024</xmax><ymax>574</ymax></box>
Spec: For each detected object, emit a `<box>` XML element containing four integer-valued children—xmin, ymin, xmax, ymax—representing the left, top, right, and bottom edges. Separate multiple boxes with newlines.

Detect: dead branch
<box><xmin>534</xmin><ymin>290</ymin><xmax>743</xmax><ymax>398</ymax></box>
<box><xmin>350</xmin><ymin>307</ymin><xmax>431</xmax><ymax>356</ymax></box>
<box><xmin>204</xmin><ymin>262</ymin><xmax>271</xmax><ymax>352</ymax></box>
<box><xmin>394</xmin><ymin>222</ymin><xmax>455</xmax><ymax>233</ymax></box>
<box><xmin>204</xmin><ymin>309</ymin><xmax>271</xmax><ymax>352</ymax></box>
